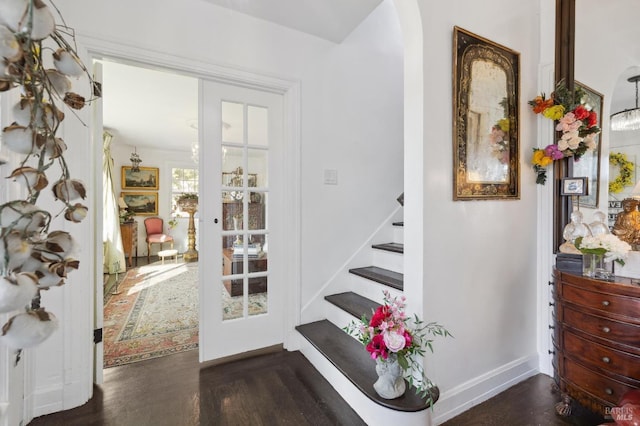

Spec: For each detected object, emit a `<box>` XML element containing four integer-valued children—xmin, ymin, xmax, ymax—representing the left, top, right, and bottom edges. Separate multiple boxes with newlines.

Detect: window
<box><xmin>171</xmin><ymin>167</ymin><xmax>199</xmax><ymax>216</ymax></box>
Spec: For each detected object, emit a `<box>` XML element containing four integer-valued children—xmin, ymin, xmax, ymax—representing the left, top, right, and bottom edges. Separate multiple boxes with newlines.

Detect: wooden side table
<box><xmin>120</xmin><ymin>220</ymin><xmax>138</xmax><ymax>267</ymax></box>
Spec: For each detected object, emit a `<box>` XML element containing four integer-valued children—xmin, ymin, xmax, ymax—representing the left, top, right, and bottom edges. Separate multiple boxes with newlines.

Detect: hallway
<box><xmin>30</xmin><ymin>346</ymin><xmax>608</xmax><ymax>426</ymax></box>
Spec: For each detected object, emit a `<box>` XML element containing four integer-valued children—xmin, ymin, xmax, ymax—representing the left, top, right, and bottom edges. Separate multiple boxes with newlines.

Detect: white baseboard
<box><xmin>432</xmin><ymin>354</ymin><xmax>540</xmax><ymax>425</ymax></box>
<box><xmin>32</xmin><ymin>380</ymin><xmax>90</xmax><ymax>419</ymax></box>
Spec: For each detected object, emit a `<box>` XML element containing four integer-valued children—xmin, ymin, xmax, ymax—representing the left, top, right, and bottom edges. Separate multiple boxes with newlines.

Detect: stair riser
<box><xmin>324</xmin><ymin>300</ymin><xmax>371</xmax><ymax>340</ymax></box>
<box><xmin>298</xmin><ymin>337</ymin><xmax>431</xmax><ymax>426</ymax></box>
<box><xmin>393</xmin><ymin>226</ymin><xmax>404</xmax><ymax>245</ymax></box>
<box><xmin>349</xmin><ymin>275</ymin><xmax>403</xmax><ymax>304</ymax></box>
<box><xmin>372</xmin><ymin>249</ymin><xmax>403</xmax><ymax>273</ymax></box>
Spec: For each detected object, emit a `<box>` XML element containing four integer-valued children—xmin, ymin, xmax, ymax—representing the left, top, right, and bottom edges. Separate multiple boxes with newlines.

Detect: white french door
<box><xmin>199</xmin><ymin>80</ymin><xmax>285</xmax><ymax>361</ymax></box>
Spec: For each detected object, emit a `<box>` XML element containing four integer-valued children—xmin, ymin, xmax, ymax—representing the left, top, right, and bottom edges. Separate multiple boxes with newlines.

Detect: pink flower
<box><xmin>544</xmin><ymin>144</ymin><xmax>564</xmax><ymax>160</ymax></box>
<box><xmin>555</xmin><ymin>112</ymin><xmax>581</xmax><ymax>133</ymax></box>
<box><xmin>489</xmin><ymin>127</ymin><xmax>505</xmax><ymax>144</ymax></box>
<box><xmin>383</xmin><ymin>331</ymin><xmax>407</xmax><ymax>353</ymax></box>
<box><xmin>369</xmin><ymin>305</ymin><xmax>389</xmax><ymax>328</ymax></box>
<box><xmin>366</xmin><ymin>334</ymin><xmax>388</xmax><ymax>360</ymax></box>
<box><xmin>404</xmin><ymin>331</ymin><xmax>413</xmax><ymax>348</ymax></box>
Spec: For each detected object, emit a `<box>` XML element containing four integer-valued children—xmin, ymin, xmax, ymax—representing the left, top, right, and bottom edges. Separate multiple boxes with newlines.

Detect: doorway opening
<box><xmin>100</xmin><ymin>59</ymin><xmax>201</xmax><ymax>368</ymax></box>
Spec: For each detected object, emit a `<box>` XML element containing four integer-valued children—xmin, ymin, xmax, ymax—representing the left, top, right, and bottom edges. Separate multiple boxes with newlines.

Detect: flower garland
<box><xmin>609</xmin><ymin>152</ymin><xmax>635</xmax><ymax>194</ymax></box>
<box><xmin>529</xmin><ymin>81</ymin><xmax>601</xmax><ymax>184</ymax></box>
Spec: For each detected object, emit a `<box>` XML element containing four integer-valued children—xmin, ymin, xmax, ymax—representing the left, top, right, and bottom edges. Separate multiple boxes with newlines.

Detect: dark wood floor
<box><xmin>441</xmin><ymin>374</ymin><xmax>606</xmax><ymax>426</ymax></box>
<box><xmin>29</xmin><ymin>349</ymin><xmax>366</xmax><ymax>426</ymax></box>
<box><xmin>29</xmin><ymin>345</ymin><xmax>610</xmax><ymax>426</ymax></box>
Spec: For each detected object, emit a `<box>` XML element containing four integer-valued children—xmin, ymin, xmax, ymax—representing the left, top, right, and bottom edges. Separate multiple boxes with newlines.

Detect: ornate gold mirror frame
<box><xmin>452</xmin><ymin>26</ymin><xmax>520</xmax><ymax>200</ymax></box>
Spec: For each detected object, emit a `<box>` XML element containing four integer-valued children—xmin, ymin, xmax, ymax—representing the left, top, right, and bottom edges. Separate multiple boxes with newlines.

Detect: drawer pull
<box><xmin>601</xmin><ymin>300</ymin><xmax>610</xmax><ymax>307</ymax></box>
<box><xmin>602</xmin><ymin>326</ymin><xmax>611</xmax><ymax>333</ymax></box>
<box><xmin>602</xmin><ymin>356</ymin><xmax>611</xmax><ymax>363</ymax></box>
<box><xmin>605</xmin><ymin>388</ymin><xmax>614</xmax><ymax>396</ymax></box>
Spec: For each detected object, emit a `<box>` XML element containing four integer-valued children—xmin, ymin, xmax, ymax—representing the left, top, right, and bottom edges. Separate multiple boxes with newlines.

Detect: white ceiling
<box><xmin>201</xmin><ymin>0</ymin><xmax>382</xmax><ymax>43</ymax></box>
<box><xmin>102</xmin><ymin>0</ymin><xmax>382</xmax><ymax>152</ymax></box>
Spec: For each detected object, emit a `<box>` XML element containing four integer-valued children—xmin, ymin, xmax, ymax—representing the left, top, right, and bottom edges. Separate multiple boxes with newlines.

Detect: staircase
<box><xmin>296</xmin><ymin>214</ymin><xmax>438</xmax><ymax>425</ymax></box>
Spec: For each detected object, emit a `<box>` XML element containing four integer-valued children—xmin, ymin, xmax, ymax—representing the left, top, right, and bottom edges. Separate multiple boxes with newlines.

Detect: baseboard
<box><xmin>31</xmin><ymin>380</ymin><xmax>90</xmax><ymax>419</ymax></box>
<box><xmin>432</xmin><ymin>354</ymin><xmax>539</xmax><ymax>425</ymax></box>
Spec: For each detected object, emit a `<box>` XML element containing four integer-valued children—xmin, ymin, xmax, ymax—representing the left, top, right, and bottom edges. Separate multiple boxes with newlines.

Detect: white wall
<box><xmin>398</xmin><ymin>1</ymin><xmax>544</xmax><ymax>421</ymax></box>
<box><xmin>22</xmin><ymin>0</ymin><xmax>405</xmax><ymax>420</ymax></box>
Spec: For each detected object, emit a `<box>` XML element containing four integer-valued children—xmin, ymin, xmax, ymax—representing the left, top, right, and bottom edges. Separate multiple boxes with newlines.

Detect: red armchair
<box><xmin>144</xmin><ymin>217</ymin><xmax>174</xmax><ymax>261</ymax></box>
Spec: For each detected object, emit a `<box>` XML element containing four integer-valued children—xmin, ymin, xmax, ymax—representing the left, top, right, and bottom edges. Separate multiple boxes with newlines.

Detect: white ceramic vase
<box><xmin>373</xmin><ymin>354</ymin><xmax>406</xmax><ymax>399</ymax></box>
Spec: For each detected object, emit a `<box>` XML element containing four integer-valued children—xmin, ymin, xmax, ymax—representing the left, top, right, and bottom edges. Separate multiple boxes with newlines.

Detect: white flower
<box><xmin>579</xmin><ymin>234</ymin><xmax>631</xmax><ymax>264</ymax></box>
<box><xmin>383</xmin><ymin>331</ymin><xmax>406</xmax><ymax>353</ymax></box>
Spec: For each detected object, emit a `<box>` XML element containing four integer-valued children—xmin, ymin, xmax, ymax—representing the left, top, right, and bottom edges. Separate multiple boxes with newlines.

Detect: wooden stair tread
<box><xmin>296</xmin><ymin>320</ymin><xmax>437</xmax><ymax>412</ymax></box>
<box><xmin>325</xmin><ymin>292</ymin><xmax>380</xmax><ymax>320</ymax></box>
<box><xmin>372</xmin><ymin>242</ymin><xmax>404</xmax><ymax>253</ymax></box>
<box><xmin>349</xmin><ymin>266</ymin><xmax>403</xmax><ymax>291</ymax></box>
<box><xmin>392</xmin><ymin>221</ymin><xmax>404</xmax><ymax>227</ymax></box>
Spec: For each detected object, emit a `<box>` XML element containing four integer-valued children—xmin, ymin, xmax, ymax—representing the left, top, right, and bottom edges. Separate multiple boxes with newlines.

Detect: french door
<box><xmin>199</xmin><ymin>80</ymin><xmax>285</xmax><ymax>361</ymax></box>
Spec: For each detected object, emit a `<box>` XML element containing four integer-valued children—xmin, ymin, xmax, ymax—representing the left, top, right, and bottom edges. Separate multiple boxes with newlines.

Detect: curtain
<box><xmin>103</xmin><ymin>131</ymin><xmax>126</xmax><ymax>274</ymax></box>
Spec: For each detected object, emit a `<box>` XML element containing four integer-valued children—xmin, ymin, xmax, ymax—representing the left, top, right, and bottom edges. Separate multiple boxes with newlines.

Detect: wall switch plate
<box><xmin>324</xmin><ymin>169</ymin><xmax>338</xmax><ymax>185</ymax></box>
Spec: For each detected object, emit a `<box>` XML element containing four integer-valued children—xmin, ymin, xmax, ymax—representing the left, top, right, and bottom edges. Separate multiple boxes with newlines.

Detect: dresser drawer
<box><xmin>564</xmin><ymin>359</ymin><xmax>635</xmax><ymax>405</ymax></box>
<box><xmin>563</xmin><ymin>284</ymin><xmax>640</xmax><ymax>319</ymax></box>
<box><xmin>564</xmin><ymin>330</ymin><xmax>640</xmax><ymax>379</ymax></box>
<box><xmin>563</xmin><ymin>305</ymin><xmax>640</xmax><ymax>352</ymax></box>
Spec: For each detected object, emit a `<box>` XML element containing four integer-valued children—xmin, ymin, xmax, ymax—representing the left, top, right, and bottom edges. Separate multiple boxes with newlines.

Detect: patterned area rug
<box><xmin>103</xmin><ymin>261</ymin><xmax>267</xmax><ymax>368</ymax></box>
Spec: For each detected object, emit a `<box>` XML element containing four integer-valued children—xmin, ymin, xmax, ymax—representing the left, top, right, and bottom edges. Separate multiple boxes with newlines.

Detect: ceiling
<box><xmin>102</xmin><ymin>0</ymin><xmax>382</xmax><ymax>152</ymax></box>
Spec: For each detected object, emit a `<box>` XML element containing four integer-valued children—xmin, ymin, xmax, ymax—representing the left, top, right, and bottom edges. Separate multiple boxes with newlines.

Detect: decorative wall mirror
<box><xmin>452</xmin><ymin>26</ymin><xmax>520</xmax><ymax>200</ymax></box>
<box><xmin>554</xmin><ymin>0</ymin><xmax>640</xmax><ymax>250</ymax></box>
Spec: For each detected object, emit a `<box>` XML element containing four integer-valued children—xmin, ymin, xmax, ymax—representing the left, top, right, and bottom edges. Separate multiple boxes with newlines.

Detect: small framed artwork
<box><xmin>560</xmin><ymin>177</ymin><xmax>588</xmax><ymax>196</ymax></box>
<box><xmin>121</xmin><ymin>192</ymin><xmax>158</xmax><ymax>215</ymax></box>
<box><xmin>122</xmin><ymin>166</ymin><xmax>159</xmax><ymax>190</ymax></box>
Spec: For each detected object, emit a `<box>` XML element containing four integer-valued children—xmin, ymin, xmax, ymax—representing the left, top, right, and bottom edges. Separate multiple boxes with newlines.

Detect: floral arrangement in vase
<box><xmin>344</xmin><ymin>290</ymin><xmax>451</xmax><ymax>404</ymax></box>
<box><xmin>529</xmin><ymin>81</ymin><xmax>601</xmax><ymax>184</ymax></box>
<box><xmin>575</xmin><ymin>234</ymin><xmax>631</xmax><ymax>266</ymax></box>
<box><xmin>0</xmin><ymin>0</ymin><xmax>96</xmax><ymax>354</ymax></box>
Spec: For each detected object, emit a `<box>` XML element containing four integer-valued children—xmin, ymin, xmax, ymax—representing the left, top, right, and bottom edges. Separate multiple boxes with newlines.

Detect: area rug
<box><xmin>103</xmin><ymin>261</ymin><xmax>267</xmax><ymax>368</ymax></box>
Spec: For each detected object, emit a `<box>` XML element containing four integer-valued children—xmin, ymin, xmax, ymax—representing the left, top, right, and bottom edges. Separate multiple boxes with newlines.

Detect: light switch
<box><xmin>324</xmin><ymin>169</ymin><xmax>338</xmax><ymax>185</ymax></box>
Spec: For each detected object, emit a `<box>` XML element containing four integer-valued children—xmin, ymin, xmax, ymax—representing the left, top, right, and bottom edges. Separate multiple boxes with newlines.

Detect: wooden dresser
<box><xmin>553</xmin><ymin>270</ymin><xmax>640</xmax><ymax>416</ymax></box>
<box><xmin>120</xmin><ymin>220</ymin><xmax>138</xmax><ymax>267</ymax></box>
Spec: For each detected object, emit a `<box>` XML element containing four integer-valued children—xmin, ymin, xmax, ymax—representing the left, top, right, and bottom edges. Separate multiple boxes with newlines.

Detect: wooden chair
<box><xmin>144</xmin><ymin>217</ymin><xmax>174</xmax><ymax>261</ymax></box>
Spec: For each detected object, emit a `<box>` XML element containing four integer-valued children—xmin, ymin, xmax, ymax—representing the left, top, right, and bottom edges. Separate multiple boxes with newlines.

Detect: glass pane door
<box><xmin>221</xmin><ymin>102</ymin><xmax>269</xmax><ymax>320</ymax></box>
<box><xmin>199</xmin><ymin>80</ymin><xmax>283</xmax><ymax>361</ymax></box>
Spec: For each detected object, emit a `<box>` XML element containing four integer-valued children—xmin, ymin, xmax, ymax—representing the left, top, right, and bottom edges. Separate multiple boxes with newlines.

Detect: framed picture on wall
<box><xmin>572</xmin><ymin>81</ymin><xmax>603</xmax><ymax>208</ymax></box>
<box><xmin>122</xmin><ymin>166</ymin><xmax>159</xmax><ymax>190</ymax></box>
<box><xmin>121</xmin><ymin>192</ymin><xmax>158</xmax><ymax>215</ymax></box>
<box><xmin>560</xmin><ymin>177</ymin><xmax>588</xmax><ymax>196</ymax></box>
